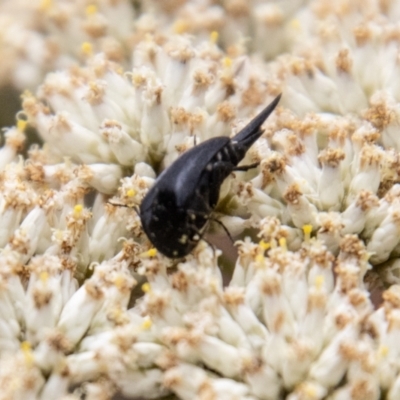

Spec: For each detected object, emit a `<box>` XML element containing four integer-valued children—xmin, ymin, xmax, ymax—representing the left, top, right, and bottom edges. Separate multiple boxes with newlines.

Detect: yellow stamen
<box><xmin>39</xmin><ymin>271</ymin><xmax>49</xmax><ymax>283</ymax></box>
<box><xmin>210</xmin><ymin>31</ymin><xmax>219</xmax><ymax>44</ymax></box>
<box><xmin>314</xmin><ymin>275</ymin><xmax>324</xmax><ymax>290</ymax></box>
<box><xmin>223</xmin><ymin>57</ymin><xmax>232</xmax><ymax>68</ymax></box>
<box><xmin>139</xmin><ymin>248</ymin><xmax>157</xmax><ymax>258</ymax></box>
<box><xmin>379</xmin><ymin>345</ymin><xmax>389</xmax><ymax>358</ymax></box>
<box><xmin>74</xmin><ymin>204</ymin><xmax>83</xmax><ymax>216</ymax></box>
<box><xmin>147</xmin><ymin>248</ymin><xmax>157</xmax><ymax>257</ymax></box>
<box><xmin>279</xmin><ymin>237</ymin><xmax>287</xmax><ymax>251</ymax></box>
<box><xmin>289</xmin><ymin>18</ymin><xmax>301</xmax><ymax>30</ymax></box>
<box><xmin>303</xmin><ymin>224</ymin><xmax>312</xmax><ymax>242</ymax></box>
<box><xmin>114</xmin><ymin>275</ymin><xmax>124</xmax><ymax>289</ymax></box>
<box><xmin>81</xmin><ymin>42</ymin><xmax>93</xmax><ymax>56</ymax></box>
<box><xmin>255</xmin><ymin>254</ymin><xmax>264</xmax><ymax>263</ymax></box>
<box><xmin>86</xmin><ymin>4</ymin><xmax>98</xmax><ymax>16</ymax></box>
<box><xmin>17</xmin><ymin>119</ymin><xmax>27</xmax><ymax>132</ymax></box>
<box><xmin>21</xmin><ymin>341</ymin><xmax>34</xmax><ymax>365</ymax></box>
<box><xmin>173</xmin><ymin>20</ymin><xmax>189</xmax><ymax>34</ymax></box>
<box><xmin>259</xmin><ymin>239</ymin><xmax>270</xmax><ymax>251</ymax></box>
<box><xmin>40</xmin><ymin>0</ymin><xmax>52</xmax><ymax>11</ymax></box>
<box><xmin>131</xmin><ymin>72</ymin><xmax>145</xmax><ymax>86</ymax></box>
<box><xmin>127</xmin><ymin>189</ymin><xmax>136</xmax><ymax>197</ymax></box>
<box><xmin>141</xmin><ymin>317</ymin><xmax>152</xmax><ymax>330</ymax></box>
<box><xmin>141</xmin><ymin>282</ymin><xmax>151</xmax><ymax>293</ymax></box>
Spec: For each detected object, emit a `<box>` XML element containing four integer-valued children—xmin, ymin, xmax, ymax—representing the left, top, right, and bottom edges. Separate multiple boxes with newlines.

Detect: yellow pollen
<box><xmin>147</xmin><ymin>248</ymin><xmax>157</xmax><ymax>257</ymax></box>
<box><xmin>86</xmin><ymin>4</ymin><xmax>98</xmax><ymax>15</ymax></box>
<box><xmin>210</xmin><ymin>31</ymin><xmax>219</xmax><ymax>43</ymax></box>
<box><xmin>173</xmin><ymin>20</ymin><xmax>189</xmax><ymax>34</ymax></box>
<box><xmin>289</xmin><ymin>18</ymin><xmax>301</xmax><ymax>30</ymax></box>
<box><xmin>127</xmin><ymin>189</ymin><xmax>136</xmax><ymax>197</ymax></box>
<box><xmin>39</xmin><ymin>271</ymin><xmax>49</xmax><ymax>283</ymax></box>
<box><xmin>114</xmin><ymin>275</ymin><xmax>124</xmax><ymax>289</ymax></box>
<box><xmin>21</xmin><ymin>341</ymin><xmax>34</xmax><ymax>365</ymax></box>
<box><xmin>279</xmin><ymin>237</ymin><xmax>287</xmax><ymax>251</ymax></box>
<box><xmin>303</xmin><ymin>224</ymin><xmax>312</xmax><ymax>242</ymax></box>
<box><xmin>131</xmin><ymin>73</ymin><xmax>144</xmax><ymax>85</ymax></box>
<box><xmin>139</xmin><ymin>248</ymin><xmax>157</xmax><ymax>258</ymax></box>
<box><xmin>379</xmin><ymin>345</ymin><xmax>389</xmax><ymax>358</ymax></box>
<box><xmin>74</xmin><ymin>204</ymin><xmax>83</xmax><ymax>215</ymax></box>
<box><xmin>40</xmin><ymin>0</ymin><xmax>52</xmax><ymax>11</ymax></box>
<box><xmin>21</xmin><ymin>341</ymin><xmax>31</xmax><ymax>352</ymax></box>
<box><xmin>81</xmin><ymin>42</ymin><xmax>93</xmax><ymax>56</ymax></box>
<box><xmin>223</xmin><ymin>57</ymin><xmax>232</xmax><ymax>68</ymax></box>
<box><xmin>314</xmin><ymin>275</ymin><xmax>324</xmax><ymax>289</ymax></box>
<box><xmin>141</xmin><ymin>282</ymin><xmax>151</xmax><ymax>293</ymax></box>
<box><xmin>259</xmin><ymin>240</ymin><xmax>270</xmax><ymax>250</ymax></box>
<box><xmin>255</xmin><ymin>254</ymin><xmax>264</xmax><ymax>263</ymax></box>
<box><xmin>141</xmin><ymin>317</ymin><xmax>152</xmax><ymax>330</ymax></box>
<box><xmin>17</xmin><ymin>119</ymin><xmax>27</xmax><ymax>132</ymax></box>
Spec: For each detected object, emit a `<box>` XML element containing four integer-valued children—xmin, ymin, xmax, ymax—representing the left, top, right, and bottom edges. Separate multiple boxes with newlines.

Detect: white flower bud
<box><xmin>367</xmin><ymin>205</ymin><xmax>400</xmax><ymax>264</ymax></box>
<box><xmin>309</xmin><ymin>325</ymin><xmax>357</xmax><ymax>387</ymax></box>
<box><xmin>117</xmin><ymin>369</ymin><xmax>168</xmax><ymax>399</ymax></box>
<box><xmin>100</xmin><ymin>119</ymin><xmax>146</xmax><ymax>166</ymax></box>
<box><xmin>6</xmin><ymin>206</ymin><xmax>47</xmax><ymax>264</ymax></box>
<box><xmin>57</xmin><ymin>282</ymin><xmax>104</xmax><ymax>346</ymax></box>
<box><xmin>39</xmin><ymin>371</ymin><xmax>69</xmax><ymax>400</ymax></box>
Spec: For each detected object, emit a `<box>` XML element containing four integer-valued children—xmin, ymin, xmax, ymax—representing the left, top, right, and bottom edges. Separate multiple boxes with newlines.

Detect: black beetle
<box><xmin>140</xmin><ymin>94</ymin><xmax>281</xmax><ymax>258</ymax></box>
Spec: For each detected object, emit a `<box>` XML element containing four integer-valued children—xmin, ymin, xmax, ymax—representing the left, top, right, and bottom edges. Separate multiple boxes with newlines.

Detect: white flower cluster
<box><xmin>22</xmin><ymin>35</ymin><xmax>278</xmax><ymax>165</ymax></box>
<box><xmin>137</xmin><ymin>0</ymin><xmax>309</xmax><ymax>59</ymax></box>
<box><xmin>1</xmin><ymin>215</ymin><xmax>396</xmax><ymax>399</ymax></box>
<box><xmin>136</xmin><ymin>231</ymin><xmax>400</xmax><ymax>400</ymax></box>
<box><xmin>0</xmin><ymin>0</ymin><xmax>315</xmax><ymax>92</ymax></box>
<box><xmin>0</xmin><ymin>0</ymin><xmax>135</xmax><ymax>90</ymax></box>
<box><xmin>220</xmin><ymin>106</ymin><xmax>400</xmax><ymax>264</ymax></box>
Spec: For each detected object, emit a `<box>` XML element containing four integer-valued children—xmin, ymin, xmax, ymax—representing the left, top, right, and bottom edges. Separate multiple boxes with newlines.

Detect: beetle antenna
<box><xmin>209</xmin><ymin>217</ymin><xmax>234</xmax><ymax>243</ymax></box>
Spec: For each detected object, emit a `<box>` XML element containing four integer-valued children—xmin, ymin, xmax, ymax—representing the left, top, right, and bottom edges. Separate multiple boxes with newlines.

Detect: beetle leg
<box><xmin>208</xmin><ymin>217</ymin><xmax>234</xmax><ymax>243</ymax></box>
<box><xmin>186</xmin><ymin>223</ymin><xmax>216</xmax><ymax>257</ymax></box>
<box><xmin>108</xmin><ymin>200</ymin><xmax>141</xmax><ymax>216</ymax></box>
<box><xmin>199</xmin><ymin>236</ymin><xmax>216</xmax><ymax>258</ymax></box>
<box><xmin>232</xmin><ymin>162</ymin><xmax>259</xmax><ymax>172</ymax></box>
<box><xmin>187</xmin><ymin>203</ymin><xmax>234</xmax><ymax>244</ymax></box>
